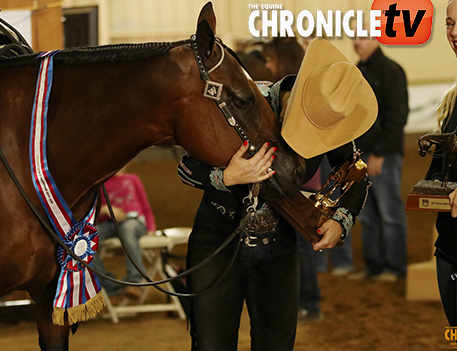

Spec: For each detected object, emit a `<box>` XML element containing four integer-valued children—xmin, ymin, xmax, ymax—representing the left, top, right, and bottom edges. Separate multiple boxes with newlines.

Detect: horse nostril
<box><xmin>294</xmin><ymin>165</ymin><xmax>306</xmax><ymax>183</ymax></box>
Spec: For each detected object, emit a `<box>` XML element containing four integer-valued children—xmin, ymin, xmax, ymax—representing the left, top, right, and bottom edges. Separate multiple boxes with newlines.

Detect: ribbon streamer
<box><xmin>29</xmin><ymin>50</ymin><xmax>104</xmax><ymax>325</ymax></box>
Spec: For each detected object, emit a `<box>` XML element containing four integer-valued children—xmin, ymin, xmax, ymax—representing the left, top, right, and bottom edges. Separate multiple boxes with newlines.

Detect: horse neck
<box><xmin>46</xmin><ymin>59</ymin><xmax>178</xmax><ymax>212</ymax></box>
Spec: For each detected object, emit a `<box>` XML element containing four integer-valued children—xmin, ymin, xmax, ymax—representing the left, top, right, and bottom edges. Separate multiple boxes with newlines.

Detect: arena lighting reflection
<box><xmin>0</xmin><ymin>299</ymin><xmax>33</xmax><ymax>307</ymax></box>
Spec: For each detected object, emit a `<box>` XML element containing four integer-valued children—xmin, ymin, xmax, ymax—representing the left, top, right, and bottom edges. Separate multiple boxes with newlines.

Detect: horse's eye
<box><xmin>234</xmin><ymin>95</ymin><xmax>255</xmax><ymax>109</ymax></box>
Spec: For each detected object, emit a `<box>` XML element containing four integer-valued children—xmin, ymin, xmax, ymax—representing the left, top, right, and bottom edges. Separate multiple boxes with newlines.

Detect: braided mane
<box><xmin>0</xmin><ymin>41</ymin><xmax>175</xmax><ymax>67</ymax></box>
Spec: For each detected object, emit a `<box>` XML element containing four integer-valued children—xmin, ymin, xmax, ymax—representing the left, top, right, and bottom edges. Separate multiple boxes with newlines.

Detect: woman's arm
<box><xmin>313</xmin><ymin>142</ymin><xmax>370</xmax><ymax>251</ymax></box>
<box><xmin>178</xmin><ymin>142</ymin><xmax>277</xmax><ymax>191</ymax></box>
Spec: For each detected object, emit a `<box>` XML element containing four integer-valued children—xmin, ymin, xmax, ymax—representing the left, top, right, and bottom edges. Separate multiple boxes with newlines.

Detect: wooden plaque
<box><xmin>405</xmin><ymin>180</ymin><xmax>457</xmax><ymax>212</ymax></box>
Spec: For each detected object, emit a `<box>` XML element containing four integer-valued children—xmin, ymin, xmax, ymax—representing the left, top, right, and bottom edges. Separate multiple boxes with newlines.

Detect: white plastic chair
<box><xmin>98</xmin><ymin>227</ymin><xmax>191</xmax><ymax>323</ymax></box>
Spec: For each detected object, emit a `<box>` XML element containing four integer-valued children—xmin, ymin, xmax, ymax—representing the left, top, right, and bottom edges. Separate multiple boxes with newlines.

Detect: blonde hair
<box><xmin>435</xmin><ymin>79</ymin><xmax>457</xmax><ymax>130</ymax></box>
<box><xmin>437</xmin><ymin>1</ymin><xmax>457</xmax><ymax>129</ymax></box>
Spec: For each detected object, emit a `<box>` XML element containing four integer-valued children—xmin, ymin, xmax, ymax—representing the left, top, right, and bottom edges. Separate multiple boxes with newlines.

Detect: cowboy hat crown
<box><xmin>282</xmin><ymin>38</ymin><xmax>378</xmax><ymax>159</ymax></box>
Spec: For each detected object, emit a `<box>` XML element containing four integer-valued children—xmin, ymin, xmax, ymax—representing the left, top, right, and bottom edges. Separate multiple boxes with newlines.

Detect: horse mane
<box><xmin>0</xmin><ymin>41</ymin><xmax>174</xmax><ymax>67</ymax></box>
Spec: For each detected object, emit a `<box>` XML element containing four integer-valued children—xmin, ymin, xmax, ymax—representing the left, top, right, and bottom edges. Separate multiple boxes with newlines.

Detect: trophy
<box><xmin>405</xmin><ymin>130</ymin><xmax>457</xmax><ymax>212</ymax></box>
<box><xmin>270</xmin><ymin>150</ymin><xmax>368</xmax><ymax>244</ymax></box>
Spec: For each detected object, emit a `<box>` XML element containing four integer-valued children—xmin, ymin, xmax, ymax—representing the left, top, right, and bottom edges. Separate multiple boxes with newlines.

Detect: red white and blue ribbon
<box><xmin>29</xmin><ymin>50</ymin><xmax>104</xmax><ymax>325</ymax></box>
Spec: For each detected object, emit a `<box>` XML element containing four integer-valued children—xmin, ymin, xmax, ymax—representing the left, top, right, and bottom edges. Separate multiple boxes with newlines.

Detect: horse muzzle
<box><xmin>260</xmin><ymin>162</ymin><xmax>306</xmax><ymax>200</ymax></box>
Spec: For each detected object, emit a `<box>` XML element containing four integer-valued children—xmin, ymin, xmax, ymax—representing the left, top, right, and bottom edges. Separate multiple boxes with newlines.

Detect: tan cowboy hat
<box><xmin>281</xmin><ymin>38</ymin><xmax>378</xmax><ymax>159</ymax></box>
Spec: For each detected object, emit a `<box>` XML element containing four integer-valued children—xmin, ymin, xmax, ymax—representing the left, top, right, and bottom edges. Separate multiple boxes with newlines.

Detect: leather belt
<box><xmin>242</xmin><ymin>232</ymin><xmax>278</xmax><ymax>248</ymax></box>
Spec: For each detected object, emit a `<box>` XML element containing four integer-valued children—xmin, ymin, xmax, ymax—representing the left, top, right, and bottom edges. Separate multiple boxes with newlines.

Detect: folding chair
<box><xmin>98</xmin><ymin>227</ymin><xmax>191</xmax><ymax>323</ymax></box>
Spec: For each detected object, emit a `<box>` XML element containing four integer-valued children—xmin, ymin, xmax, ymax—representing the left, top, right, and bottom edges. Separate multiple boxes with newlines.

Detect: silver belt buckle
<box><xmin>244</xmin><ymin>235</ymin><xmax>257</xmax><ymax>247</ymax></box>
<box><xmin>244</xmin><ymin>207</ymin><xmax>279</xmax><ymax>235</ymax></box>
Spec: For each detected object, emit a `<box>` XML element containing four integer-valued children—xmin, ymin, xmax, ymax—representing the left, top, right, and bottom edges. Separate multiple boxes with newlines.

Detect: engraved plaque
<box><xmin>405</xmin><ymin>180</ymin><xmax>457</xmax><ymax>212</ymax></box>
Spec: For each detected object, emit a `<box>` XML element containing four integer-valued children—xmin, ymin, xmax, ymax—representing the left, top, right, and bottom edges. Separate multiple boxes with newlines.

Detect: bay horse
<box><xmin>0</xmin><ymin>2</ymin><xmax>307</xmax><ymax>350</ymax></box>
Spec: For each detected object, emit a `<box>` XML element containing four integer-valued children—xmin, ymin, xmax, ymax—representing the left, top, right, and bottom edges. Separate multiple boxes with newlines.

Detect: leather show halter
<box><xmin>0</xmin><ymin>34</ymin><xmax>259</xmax><ymax>298</ymax></box>
<box><xmin>190</xmin><ymin>34</ymin><xmax>258</xmax><ymax>156</ymax></box>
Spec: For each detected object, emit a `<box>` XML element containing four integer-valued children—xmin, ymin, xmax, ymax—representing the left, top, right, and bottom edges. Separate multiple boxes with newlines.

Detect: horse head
<box><xmin>173</xmin><ymin>2</ymin><xmax>306</xmax><ymax>199</ymax></box>
<box><xmin>418</xmin><ymin>130</ymin><xmax>457</xmax><ymax>157</ymax></box>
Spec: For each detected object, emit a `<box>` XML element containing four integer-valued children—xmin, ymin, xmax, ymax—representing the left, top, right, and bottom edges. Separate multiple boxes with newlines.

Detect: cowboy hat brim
<box><xmin>281</xmin><ymin>38</ymin><xmax>378</xmax><ymax>159</ymax></box>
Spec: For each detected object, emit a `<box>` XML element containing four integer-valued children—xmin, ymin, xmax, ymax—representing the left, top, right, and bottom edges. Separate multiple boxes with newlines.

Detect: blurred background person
<box><xmin>350</xmin><ymin>31</ymin><xmax>409</xmax><ymax>282</ymax></box>
<box><xmin>262</xmin><ymin>36</ymin><xmax>304</xmax><ymax>82</ymax></box>
<box><xmin>92</xmin><ymin>167</ymin><xmax>156</xmax><ymax>298</ymax></box>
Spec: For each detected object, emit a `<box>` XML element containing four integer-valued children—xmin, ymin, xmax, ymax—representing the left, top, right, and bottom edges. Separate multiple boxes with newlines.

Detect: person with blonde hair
<box><xmin>425</xmin><ymin>0</ymin><xmax>457</xmax><ymax>326</ymax></box>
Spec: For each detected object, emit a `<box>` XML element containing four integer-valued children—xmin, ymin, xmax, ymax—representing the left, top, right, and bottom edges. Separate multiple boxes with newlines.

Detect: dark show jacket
<box><xmin>355</xmin><ymin>47</ymin><xmax>409</xmax><ymax>156</ymax></box>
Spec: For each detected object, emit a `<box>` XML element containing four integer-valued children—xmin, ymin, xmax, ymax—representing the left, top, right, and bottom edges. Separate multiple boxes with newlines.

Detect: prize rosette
<box><xmin>57</xmin><ymin>221</ymin><xmax>99</xmax><ymax>271</ymax></box>
<box><xmin>53</xmin><ymin>221</ymin><xmax>104</xmax><ymax>325</ymax></box>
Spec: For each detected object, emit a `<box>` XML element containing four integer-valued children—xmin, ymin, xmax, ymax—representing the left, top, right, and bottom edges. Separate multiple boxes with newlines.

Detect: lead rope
<box><xmin>0</xmin><ymin>141</ymin><xmax>247</xmax><ymax>297</ymax></box>
<box><xmin>100</xmin><ymin>184</ymin><xmax>247</xmax><ymax>297</ymax></box>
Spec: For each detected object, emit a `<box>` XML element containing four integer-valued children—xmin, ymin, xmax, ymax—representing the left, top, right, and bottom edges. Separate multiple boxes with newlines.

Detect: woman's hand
<box><xmin>312</xmin><ymin>219</ymin><xmax>343</xmax><ymax>251</ymax></box>
<box><xmin>367</xmin><ymin>154</ymin><xmax>385</xmax><ymax>177</ymax></box>
<box><xmin>449</xmin><ymin>189</ymin><xmax>457</xmax><ymax>218</ymax></box>
<box><xmin>223</xmin><ymin>141</ymin><xmax>277</xmax><ymax>186</ymax></box>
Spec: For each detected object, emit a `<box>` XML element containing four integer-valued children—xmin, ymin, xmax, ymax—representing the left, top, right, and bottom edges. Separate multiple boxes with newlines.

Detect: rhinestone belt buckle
<box><xmin>244</xmin><ymin>207</ymin><xmax>279</xmax><ymax>235</ymax></box>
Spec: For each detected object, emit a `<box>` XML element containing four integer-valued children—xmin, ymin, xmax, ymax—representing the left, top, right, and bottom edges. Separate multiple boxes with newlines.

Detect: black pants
<box><xmin>187</xmin><ymin>198</ymin><xmax>299</xmax><ymax>351</ymax></box>
<box><xmin>437</xmin><ymin>256</ymin><xmax>457</xmax><ymax>326</ymax></box>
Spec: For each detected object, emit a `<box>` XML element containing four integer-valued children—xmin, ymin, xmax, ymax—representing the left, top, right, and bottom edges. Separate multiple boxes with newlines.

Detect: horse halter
<box><xmin>190</xmin><ymin>35</ymin><xmax>257</xmax><ymax>156</ymax></box>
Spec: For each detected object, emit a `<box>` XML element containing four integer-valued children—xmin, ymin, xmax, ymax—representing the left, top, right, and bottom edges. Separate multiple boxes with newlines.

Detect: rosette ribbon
<box><xmin>30</xmin><ymin>50</ymin><xmax>104</xmax><ymax>325</ymax></box>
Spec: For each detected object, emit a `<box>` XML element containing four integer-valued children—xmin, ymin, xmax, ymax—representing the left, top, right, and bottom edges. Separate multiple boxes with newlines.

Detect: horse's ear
<box><xmin>197</xmin><ymin>2</ymin><xmax>216</xmax><ymax>35</ymax></box>
<box><xmin>196</xmin><ymin>19</ymin><xmax>215</xmax><ymax>59</ymax></box>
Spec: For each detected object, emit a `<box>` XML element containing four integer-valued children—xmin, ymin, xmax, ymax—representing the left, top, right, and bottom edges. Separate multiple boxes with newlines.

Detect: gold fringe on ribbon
<box><xmin>52</xmin><ymin>307</ymin><xmax>66</xmax><ymax>326</ymax></box>
<box><xmin>52</xmin><ymin>291</ymin><xmax>106</xmax><ymax>326</ymax></box>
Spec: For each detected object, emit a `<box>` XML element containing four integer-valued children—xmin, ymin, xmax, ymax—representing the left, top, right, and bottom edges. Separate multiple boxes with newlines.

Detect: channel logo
<box><xmin>371</xmin><ymin>0</ymin><xmax>434</xmax><ymax>45</ymax></box>
<box><xmin>445</xmin><ymin>326</ymin><xmax>457</xmax><ymax>346</ymax></box>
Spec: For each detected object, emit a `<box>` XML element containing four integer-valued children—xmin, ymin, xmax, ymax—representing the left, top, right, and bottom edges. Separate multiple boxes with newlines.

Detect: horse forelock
<box><xmin>0</xmin><ymin>41</ymin><xmax>175</xmax><ymax>67</ymax></box>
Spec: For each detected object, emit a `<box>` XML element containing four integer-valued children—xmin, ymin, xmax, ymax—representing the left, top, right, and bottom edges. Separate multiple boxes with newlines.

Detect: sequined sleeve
<box><xmin>209</xmin><ymin>167</ymin><xmax>231</xmax><ymax>192</ymax></box>
<box><xmin>255</xmin><ymin>75</ymin><xmax>296</xmax><ymax>118</ymax></box>
<box><xmin>331</xmin><ymin>207</ymin><xmax>354</xmax><ymax>239</ymax></box>
<box><xmin>178</xmin><ymin>154</ymin><xmax>231</xmax><ymax>192</ymax></box>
